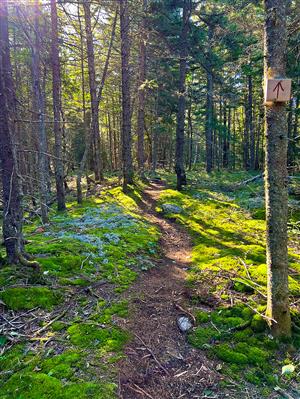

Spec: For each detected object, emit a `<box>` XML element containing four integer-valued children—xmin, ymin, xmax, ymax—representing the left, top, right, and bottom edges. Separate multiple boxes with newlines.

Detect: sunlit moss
<box><xmin>67</xmin><ymin>323</ymin><xmax>129</xmax><ymax>352</ymax></box>
<box><xmin>0</xmin><ymin>287</ymin><xmax>62</xmax><ymax>310</ymax></box>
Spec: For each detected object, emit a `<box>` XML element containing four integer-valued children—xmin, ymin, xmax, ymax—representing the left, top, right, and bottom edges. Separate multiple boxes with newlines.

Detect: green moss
<box><xmin>188</xmin><ymin>327</ymin><xmax>220</xmax><ymax>348</ymax></box>
<box><xmin>0</xmin><ymin>288</ymin><xmax>62</xmax><ymax>310</ymax></box>
<box><xmin>0</xmin><ymin>344</ymin><xmax>26</xmax><ymax>371</ymax></box>
<box><xmin>235</xmin><ymin>342</ymin><xmax>269</xmax><ymax>365</ymax></box>
<box><xmin>251</xmin><ymin>314</ymin><xmax>267</xmax><ymax>333</ymax></box>
<box><xmin>51</xmin><ymin>321</ymin><xmax>67</xmax><ymax>332</ymax></box>
<box><xmin>0</xmin><ymin>372</ymin><xmax>62</xmax><ymax>399</ymax></box>
<box><xmin>213</xmin><ymin>344</ymin><xmax>248</xmax><ymax>364</ymax></box>
<box><xmin>67</xmin><ymin>323</ymin><xmax>129</xmax><ymax>352</ymax></box>
<box><xmin>0</xmin><ymin>372</ymin><xmax>117</xmax><ymax>399</ymax></box>
<box><xmin>195</xmin><ymin>310</ymin><xmax>209</xmax><ymax>324</ymax></box>
<box><xmin>93</xmin><ymin>301</ymin><xmax>128</xmax><ymax>324</ymax></box>
<box><xmin>245</xmin><ymin>370</ymin><xmax>263</xmax><ymax>385</ymax></box>
<box><xmin>41</xmin><ymin>351</ymin><xmax>82</xmax><ymax>379</ymax></box>
<box><xmin>58</xmin><ymin>278</ymin><xmax>90</xmax><ymax>287</ymax></box>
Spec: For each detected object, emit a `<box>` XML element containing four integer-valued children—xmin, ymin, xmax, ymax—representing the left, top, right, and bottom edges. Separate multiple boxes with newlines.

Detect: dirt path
<box><xmin>118</xmin><ymin>182</ymin><xmax>222</xmax><ymax>399</ymax></box>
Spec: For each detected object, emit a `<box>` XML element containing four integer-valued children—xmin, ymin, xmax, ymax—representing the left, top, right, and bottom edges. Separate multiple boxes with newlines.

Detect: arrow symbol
<box><xmin>273</xmin><ymin>80</ymin><xmax>284</xmax><ymax>99</ymax></box>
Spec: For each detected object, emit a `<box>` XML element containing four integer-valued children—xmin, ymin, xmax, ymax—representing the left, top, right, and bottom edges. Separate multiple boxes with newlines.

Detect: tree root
<box><xmin>17</xmin><ymin>251</ymin><xmax>40</xmax><ymax>271</ymax></box>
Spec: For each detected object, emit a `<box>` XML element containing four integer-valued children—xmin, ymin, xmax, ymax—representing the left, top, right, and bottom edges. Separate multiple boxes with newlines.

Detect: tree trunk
<box><xmin>248</xmin><ymin>75</ymin><xmax>255</xmax><ymax>169</ymax></box>
<box><xmin>120</xmin><ymin>0</ymin><xmax>134</xmax><ymax>190</ymax></box>
<box><xmin>137</xmin><ymin>0</ymin><xmax>147</xmax><ymax>178</ymax></box>
<box><xmin>205</xmin><ymin>25</ymin><xmax>214</xmax><ymax>173</ymax></box>
<box><xmin>83</xmin><ymin>0</ymin><xmax>102</xmax><ymax>182</ymax></box>
<box><xmin>32</xmin><ymin>0</ymin><xmax>49</xmax><ymax>223</ymax></box>
<box><xmin>50</xmin><ymin>0</ymin><xmax>66</xmax><ymax>211</ymax></box>
<box><xmin>175</xmin><ymin>0</ymin><xmax>190</xmax><ymax>190</ymax></box>
<box><xmin>264</xmin><ymin>0</ymin><xmax>291</xmax><ymax>337</ymax></box>
<box><xmin>0</xmin><ymin>0</ymin><xmax>24</xmax><ymax>264</ymax></box>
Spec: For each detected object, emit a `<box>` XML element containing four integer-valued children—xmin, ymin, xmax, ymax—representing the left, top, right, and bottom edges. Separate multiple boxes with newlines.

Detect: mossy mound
<box><xmin>0</xmin><ymin>372</ymin><xmax>116</xmax><ymax>399</ymax></box>
<box><xmin>0</xmin><ymin>287</ymin><xmax>62</xmax><ymax>310</ymax></box>
<box><xmin>41</xmin><ymin>351</ymin><xmax>82</xmax><ymax>379</ymax></box>
<box><xmin>67</xmin><ymin>323</ymin><xmax>129</xmax><ymax>352</ymax></box>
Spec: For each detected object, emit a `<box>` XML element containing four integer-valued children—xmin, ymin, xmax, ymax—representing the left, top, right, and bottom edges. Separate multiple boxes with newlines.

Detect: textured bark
<box><xmin>83</xmin><ymin>0</ymin><xmax>102</xmax><ymax>182</ymax></box>
<box><xmin>205</xmin><ymin>22</ymin><xmax>214</xmax><ymax>173</ymax></box>
<box><xmin>120</xmin><ymin>0</ymin><xmax>134</xmax><ymax>190</ymax></box>
<box><xmin>244</xmin><ymin>92</ymin><xmax>250</xmax><ymax>169</ymax></box>
<box><xmin>175</xmin><ymin>0</ymin><xmax>190</xmax><ymax>190</ymax></box>
<box><xmin>264</xmin><ymin>0</ymin><xmax>291</xmax><ymax>337</ymax></box>
<box><xmin>76</xmin><ymin>3</ymin><xmax>88</xmax><ymax>204</ymax></box>
<box><xmin>50</xmin><ymin>0</ymin><xmax>66</xmax><ymax>211</ymax></box>
<box><xmin>248</xmin><ymin>75</ymin><xmax>255</xmax><ymax>169</ymax></box>
<box><xmin>32</xmin><ymin>0</ymin><xmax>49</xmax><ymax>223</ymax></box>
<box><xmin>0</xmin><ymin>0</ymin><xmax>24</xmax><ymax>263</ymax></box>
<box><xmin>137</xmin><ymin>0</ymin><xmax>147</xmax><ymax>177</ymax></box>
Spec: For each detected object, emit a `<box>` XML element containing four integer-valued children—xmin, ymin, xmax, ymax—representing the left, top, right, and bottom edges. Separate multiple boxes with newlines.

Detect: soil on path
<box><xmin>117</xmin><ymin>182</ymin><xmax>226</xmax><ymax>399</ymax></box>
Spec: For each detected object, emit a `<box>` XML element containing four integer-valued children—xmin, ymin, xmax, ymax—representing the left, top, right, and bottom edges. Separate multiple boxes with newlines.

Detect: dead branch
<box><xmin>174</xmin><ymin>302</ymin><xmax>196</xmax><ymax>324</ymax></box>
<box><xmin>134</xmin><ymin>333</ymin><xmax>170</xmax><ymax>375</ymax></box>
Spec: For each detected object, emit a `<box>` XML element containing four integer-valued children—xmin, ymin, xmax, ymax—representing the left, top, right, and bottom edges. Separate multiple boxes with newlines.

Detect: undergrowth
<box><xmin>0</xmin><ymin>184</ymin><xmax>159</xmax><ymax>398</ymax></box>
<box><xmin>158</xmin><ymin>170</ymin><xmax>300</xmax><ymax>396</ymax></box>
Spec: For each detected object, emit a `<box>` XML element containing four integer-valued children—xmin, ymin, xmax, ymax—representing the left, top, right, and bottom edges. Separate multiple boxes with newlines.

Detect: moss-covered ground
<box><xmin>157</xmin><ymin>170</ymin><xmax>300</xmax><ymax>396</ymax></box>
<box><xmin>0</xmin><ymin>184</ymin><xmax>160</xmax><ymax>398</ymax></box>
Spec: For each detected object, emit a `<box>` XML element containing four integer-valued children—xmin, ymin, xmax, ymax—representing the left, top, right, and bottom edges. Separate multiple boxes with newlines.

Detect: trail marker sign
<box><xmin>265</xmin><ymin>79</ymin><xmax>292</xmax><ymax>104</ymax></box>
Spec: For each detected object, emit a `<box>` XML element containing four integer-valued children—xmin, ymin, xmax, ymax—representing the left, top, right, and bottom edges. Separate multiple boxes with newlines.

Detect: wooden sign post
<box><xmin>264</xmin><ymin>78</ymin><xmax>292</xmax><ymax>104</ymax></box>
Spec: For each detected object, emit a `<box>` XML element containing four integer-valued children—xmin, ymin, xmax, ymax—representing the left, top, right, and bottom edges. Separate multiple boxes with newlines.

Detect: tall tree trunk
<box><xmin>32</xmin><ymin>0</ymin><xmax>49</xmax><ymax>223</ymax></box>
<box><xmin>76</xmin><ymin>3</ymin><xmax>88</xmax><ymax>204</ymax></box>
<box><xmin>205</xmin><ymin>25</ymin><xmax>214</xmax><ymax>173</ymax></box>
<box><xmin>0</xmin><ymin>0</ymin><xmax>24</xmax><ymax>263</ymax></box>
<box><xmin>120</xmin><ymin>0</ymin><xmax>134</xmax><ymax>190</ymax></box>
<box><xmin>83</xmin><ymin>0</ymin><xmax>102</xmax><ymax>182</ymax></box>
<box><xmin>175</xmin><ymin>0</ymin><xmax>190</xmax><ymax>190</ymax></box>
<box><xmin>264</xmin><ymin>0</ymin><xmax>291</xmax><ymax>337</ymax></box>
<box><xmin>50</xmin><ymin>0</ymin><xmax>66</xmax><ymax>211</ymax></box>
<box><xmin>248</xmin><ymin>75</ymin><xmax>255</xmax><ymax>169</ymax></box>
<box><xmin>244</xmin><ymin>93</ymin><xmax>250</xmax><ymax>170</ymax></box>
<box><xmin>188</xmin><ymin>103</ymin><xmax>193</xmax><ymax>171</ymax></box>
<box><xmin>137</xmin><ymin>0</ymin><xmax>147</xmax><ymax>178</ymax></box>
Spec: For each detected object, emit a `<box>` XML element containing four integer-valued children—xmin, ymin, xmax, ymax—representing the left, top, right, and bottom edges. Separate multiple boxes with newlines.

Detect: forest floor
<box><xmin>0</xmin><ymin>171</ymin><xmax>300</xmax><ymax>399</ymax></box>
<box><xmin>118</xmin><ymin>181</ymin><xmax>236</xmax><ymax>398</ymax></box>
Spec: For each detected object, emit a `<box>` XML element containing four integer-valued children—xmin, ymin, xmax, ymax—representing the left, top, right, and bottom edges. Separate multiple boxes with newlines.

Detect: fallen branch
<box><xmin>127</xmin><ymin>384</ymin><xmax>154</xmax><ymax>399</ymax></box>
<box><xmin>174</xmin><ymin>302</ymin><xmax>196</xmax><ymax>324</ymax></box>
<box><xmin>134</xmin><ymin>333</ymin><xmax>170</xmax><ymax>375</ymax></box>
<box><xmin>274</xmin><ymin>386</ymin><xmax>295</xmax><ymax>399</ymax></box>
<box><xmin>34</xmin><ymin>306</ymin><xmax>70</xmax><ymax>336</ymax></box>
<box><xmin>238</xmin><ymin>173</ymin><xmax>264</xmax><ymax>187</ymax></box>
<box><xmin>243</xmin><ymin>302</ymin><xmax>276</xmax><ymax>325</ymax></box>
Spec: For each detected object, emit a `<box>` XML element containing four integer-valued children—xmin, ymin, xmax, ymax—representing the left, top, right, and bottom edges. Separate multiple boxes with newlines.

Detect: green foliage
<box><xmin>0</xmin><ymin>287</ymin><xmax>62</xmax><ymax>310</ymax></box>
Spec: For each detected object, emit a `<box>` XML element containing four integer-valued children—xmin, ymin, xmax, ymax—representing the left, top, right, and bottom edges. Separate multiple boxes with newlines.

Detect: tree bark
<box><xmin>248</xmin><ymin>75</ymin><xmax>255</xmax><ymax>169</ymax></box>
<box><xmin>83</xmin><ymin>0</ymin><xmax>102</xmax><ymax>182</ymax></box>
<box><xmin>0</xmin><ymin>0</ymin><xmax>24</xmax><ymax>263</ymax></box>
<box><xmin>32</xmin><ymin>0</ymin><xmax>49</xmax><ymax>223</ymax></box>
<box><xmin>137</xmin><ymin>0</ymin><xmax>147</xmax><ymax>178</ymax></box>
<box><xmin>175</xmin><ymin>0</ymin><xmax>190</xmax><ymax>190</ymax></box>
<box><xmin>50</xmin><ymin>0</ymin><xmax>66</xmax><ymax>211</ymax></box>
<box><xmin>120</xmin><ymin>0</ymin><xmax>134</xmax><ymax>190</ymax></box>
<box><xmin>205</xmin><ymin>23</ymin><xmax>214</xmax><ymax>173</ymax></box>
<box><xmin>264</xmin><ymin>0</ymin><xmax>291</xmax><ymax>337</ymax></box>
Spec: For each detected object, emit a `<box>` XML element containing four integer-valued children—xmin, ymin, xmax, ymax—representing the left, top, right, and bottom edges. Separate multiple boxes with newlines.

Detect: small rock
<box><xmin>162</xmin><ymin>203</ymin><xmax>183</xmax><ymax>214</ymax></box>
<box><xmin>177</xmin><ymin>316</ymin><xmax>192</xmax><ymax>332</ymax></box>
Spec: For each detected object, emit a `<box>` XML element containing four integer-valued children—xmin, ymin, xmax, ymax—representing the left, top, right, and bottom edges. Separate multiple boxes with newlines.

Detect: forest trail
<box><xmin>118</xmin><ymin>182</ymin><xmax>222</xmax><ymax>399</ymax></box>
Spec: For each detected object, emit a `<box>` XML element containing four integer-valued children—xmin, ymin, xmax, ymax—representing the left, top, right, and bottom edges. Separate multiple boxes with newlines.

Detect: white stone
<box><xmin>177</xmin><ymin>316</ymin><xmax>192</xmax><ymax>332</ymax></box>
